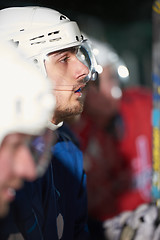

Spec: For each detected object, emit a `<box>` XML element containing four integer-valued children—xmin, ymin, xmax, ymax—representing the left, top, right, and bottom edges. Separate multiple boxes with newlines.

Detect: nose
<box><xmin>13</xmin><ymin>146</ymin><xmax>37</xmax><ymax>181</ymax></box>
<box><xmin>75</xmin><ymin>57</ymin><xmax>89</xmax><ymax>80</ymax></box>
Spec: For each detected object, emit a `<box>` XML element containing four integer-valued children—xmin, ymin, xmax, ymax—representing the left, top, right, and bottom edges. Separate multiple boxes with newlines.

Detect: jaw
<box><xmin>52</xmin><ymin>100</ymin><xmax>84</xmax><ymax>124</ymax></box>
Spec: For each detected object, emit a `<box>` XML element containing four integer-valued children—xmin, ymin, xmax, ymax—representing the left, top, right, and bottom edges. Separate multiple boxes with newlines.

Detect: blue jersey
<box><xmin>0</xmin><ymin>124</ymin><xmax>89</xmax><ymax>240</ymax></box>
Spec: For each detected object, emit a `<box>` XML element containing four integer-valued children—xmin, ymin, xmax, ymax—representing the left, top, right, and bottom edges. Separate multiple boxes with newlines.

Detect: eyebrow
<box><xmin>48</xmin><ymin>47</ymin><xmax>78</xmax><ymax>57</ymax></box>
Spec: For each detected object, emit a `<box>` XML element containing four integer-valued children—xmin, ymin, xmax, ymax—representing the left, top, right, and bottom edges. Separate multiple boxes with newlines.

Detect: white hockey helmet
<box><xmin>0</xmin><ymin>6</ymin><xmax>97</xmax><ymax>81</ymax></box>
<box><xmin>0</xmin><ymin>41</ymin><xmax>56</xmax><ymax>176</ymax></box>
<box><xmin>88</xmin><ymin>37</ymin><xmax>129</xmax><ymax>82</ymax></box>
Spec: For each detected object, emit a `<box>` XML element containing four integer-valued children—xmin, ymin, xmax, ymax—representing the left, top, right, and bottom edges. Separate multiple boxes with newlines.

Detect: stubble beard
<box><xmin>54</xmin><ymin>99</ymin><xmax>84</xmax><ymax>123</ymax></box>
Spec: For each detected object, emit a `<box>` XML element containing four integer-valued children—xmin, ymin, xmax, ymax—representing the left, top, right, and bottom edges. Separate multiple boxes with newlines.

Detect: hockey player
<box><xmin>0</xmin><ymin>6</ymin><xmax>97</xmax><ymax>239</ymax></box>
<box><xmin>0</xmin><ymin>41</ymin><xmax>55</xmax><ymax>218</ymax></box>
<box><xmin>69</xmin><ymin>37</ymin><xmax>154</xmax><ymax>239</ymax></box>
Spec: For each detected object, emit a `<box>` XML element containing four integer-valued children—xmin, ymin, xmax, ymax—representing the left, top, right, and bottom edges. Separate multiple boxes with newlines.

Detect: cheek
<box><xmin>47</xmin><ymin>70</ymin><xmax>69</xmax><ymax>90</ymax></box>
<box><xmin>45</xmin><ymin>61</ymin><xmax>59</xmax><ymax>83</ymax></box>
<box><xmin>45</xmin><ymin>62</ymin><xmax>74</xmax><ymax>87</ymax></box>
<box><xmin>0</xmin><ymin>151</ymin><xmax>12</xmax><ymax>183</ymax></box>
<box><xmin>56</xmin><ymin>91</ymin><xmax>71</xmax><ymax>107</ymax></box>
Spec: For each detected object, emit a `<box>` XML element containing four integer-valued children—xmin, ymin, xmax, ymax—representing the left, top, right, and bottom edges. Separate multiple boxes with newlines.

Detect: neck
<box><xmin>51</xmin><ymin>114</ymin><xmax>63</xmax><ymax>125</ymax></box>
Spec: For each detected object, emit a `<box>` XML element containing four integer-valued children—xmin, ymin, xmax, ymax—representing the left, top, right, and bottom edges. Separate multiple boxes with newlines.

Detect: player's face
<box><xmin>0</xmin><ymin>133</ymin><xmax>37</xmax><ymax>217</ymax></box>
<box><xmin>99</xmin><ymin>65</ymin><xmax>121</xmax><ymax>115</ymax></box>
<box><xmin>45</xmin><ymin>47</ymin><xmax>89</xmax><ymax>124</ymax></box>
<box><xmin>99</xmin><ymin>65</ymin><xmax>119</xmax><ymax>98</ymax></box>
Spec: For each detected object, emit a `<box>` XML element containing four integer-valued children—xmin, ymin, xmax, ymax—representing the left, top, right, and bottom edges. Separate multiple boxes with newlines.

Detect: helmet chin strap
<box><xmin>53</xmin><ymin>88</ymin><xmax>82</xmax><ymax>92</ymax></box>
<box><xmin>52</xmin><ymin>81</ymin><xmax>87</xmax><ymax>92</ymax></box>
<box><xmin>53</xmin><ymin>89</ymin><xmax>75</xmax><ymax>91</ymax></box>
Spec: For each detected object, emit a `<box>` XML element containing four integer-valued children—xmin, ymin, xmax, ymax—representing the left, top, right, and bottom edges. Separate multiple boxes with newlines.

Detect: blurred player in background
<box><xmin>70</xmin><ymin>36</ymin><xmax>152</xmax><ymax>239</ymax></box>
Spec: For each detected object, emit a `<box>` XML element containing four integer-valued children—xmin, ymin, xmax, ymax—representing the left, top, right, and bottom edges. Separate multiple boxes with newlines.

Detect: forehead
<box><xmin>47</xmin><ymin>47</ymin><xmax>78</xmax><ymax>57</ymax></box>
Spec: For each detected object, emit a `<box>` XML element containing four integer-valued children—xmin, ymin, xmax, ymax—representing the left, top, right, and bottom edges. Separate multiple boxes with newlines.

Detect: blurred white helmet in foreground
<box><xmin>0</xmin><ymin>41</ymin><xmax>56</xmax><ymax>145</ymax></box>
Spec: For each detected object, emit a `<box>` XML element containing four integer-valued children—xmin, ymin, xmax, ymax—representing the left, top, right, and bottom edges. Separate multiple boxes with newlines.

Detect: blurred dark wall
<box><xmin>0</xmin><ymin>0</ymin><xmax>152</xmax><ymax>87</ymax></box>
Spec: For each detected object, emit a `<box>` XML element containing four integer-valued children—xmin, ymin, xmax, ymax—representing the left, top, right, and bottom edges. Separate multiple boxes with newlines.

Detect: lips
<box><xmin>74</xmin><ymin>84</ymin><xmax>86</xmax><ymax>93</ymax></box>
<box><xmin>75</xmin><ymin>88</ymin><xmax>81</xmax><ymax>93</ymax></box>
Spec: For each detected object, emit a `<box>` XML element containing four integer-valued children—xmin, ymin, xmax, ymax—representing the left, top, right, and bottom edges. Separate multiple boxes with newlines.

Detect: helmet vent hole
<box><xmin>48</xmin><ymin>31</ymin><xmax>59</xmax><ymax>36</ymax></box>
<box><xmin>20</xmin><ymin>29</ymin><xmax>24</xmax><ymax>32</ymax></box>
<box><xmin>30</xmin><ymin>35</ymin><xmax>44</xmax><ymax>41</ymax></box>
<box><xmin>30</xmin><ymin>35</ymin><xmax>46</xmax><ymax>45</ymax></box>
<box><xmin>49</xmin><ymin>37</ymin><xmax>61</xmax><ymax>42</ymax></box>
<box><xmin>60</xmin><ymin>15</ymin><xmax>67</xmax><ymax>20</ymax></box>
<box><xmin>33</xmin><ymin>59</ymin><xmax>38</xmax><ymax>64</ymax></box>
<box><xmin>15</xmin><ymin>99</ymin><xmax>22</xmax><ymax>114</ymax></box>
<box><xmin>10</xmin><ymin>39</ymin><xmax>19</xmax><ymax>47</ymax></box>
<box><xmin>76</xmin><ymin>36</ymin><xmax>79</xmax><ymax>41</ymax></box>
<box><xmin>31</xmin><ymin>41</ymin><xmax>46</xmax><ymax>45</ymax></box>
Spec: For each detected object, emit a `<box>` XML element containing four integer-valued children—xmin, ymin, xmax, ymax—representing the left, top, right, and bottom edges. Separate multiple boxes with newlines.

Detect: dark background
<box><xmin>0</xmin><ymin>0</ymin><xmax>152</xmax><ymax>22</ymax></box>
<box><xmin>0</xmin><ymin>0</ymin><xmax>153</xmax><ymax>87</ymax></box>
